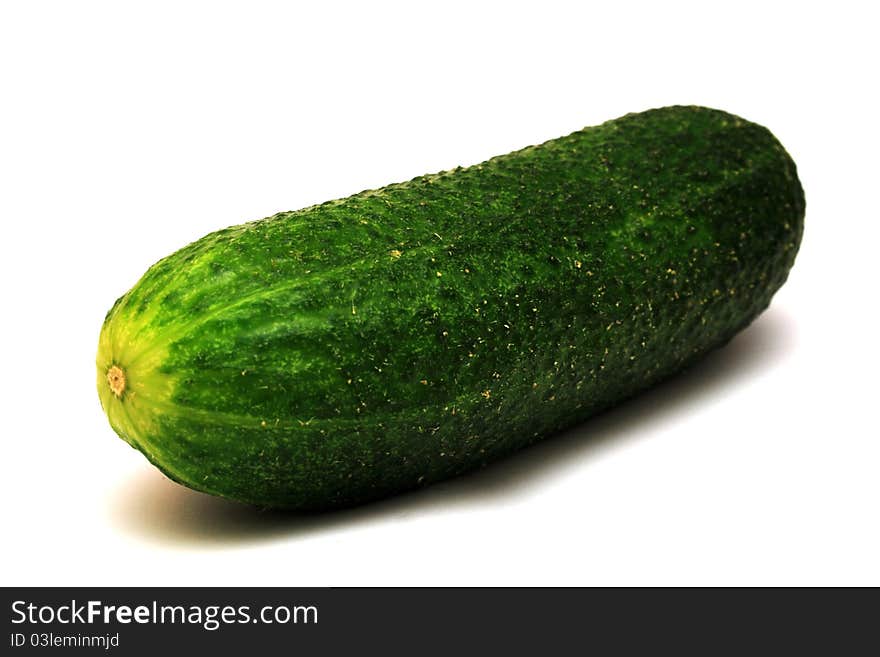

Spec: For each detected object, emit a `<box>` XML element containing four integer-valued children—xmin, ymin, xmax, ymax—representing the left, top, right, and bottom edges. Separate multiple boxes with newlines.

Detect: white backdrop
<box><xmin>1</xmin><ymin>1</ymin><xmax>877</xmax><ymax>586</ymax></box>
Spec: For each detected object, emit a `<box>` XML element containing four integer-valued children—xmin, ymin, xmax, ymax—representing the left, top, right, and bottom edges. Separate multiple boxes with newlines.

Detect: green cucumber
<box><xmin>96</xmin><ymin>105</ymin><xmax>804</xmax><ymax>510</ymax></box>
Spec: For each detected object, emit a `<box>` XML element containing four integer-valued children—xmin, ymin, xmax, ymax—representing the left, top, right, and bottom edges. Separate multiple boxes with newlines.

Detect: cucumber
<box><xmin>96</xmin><ymin>106</ymin><xmax>804</xmax><ymax>510</ymax></box>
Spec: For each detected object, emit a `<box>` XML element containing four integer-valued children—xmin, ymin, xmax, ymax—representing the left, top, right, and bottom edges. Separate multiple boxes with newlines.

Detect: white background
<box><xmin>1</xmin><ymin>1</ymin><xmax>878</xmax><ymax>586</ymax></box>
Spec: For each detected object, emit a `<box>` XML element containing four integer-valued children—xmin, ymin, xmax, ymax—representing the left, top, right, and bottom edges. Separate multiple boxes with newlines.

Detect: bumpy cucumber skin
<box><xmin>97</xmin><ymin>106</ymin><xmax>804</xmax><ymax>509</ymax></box>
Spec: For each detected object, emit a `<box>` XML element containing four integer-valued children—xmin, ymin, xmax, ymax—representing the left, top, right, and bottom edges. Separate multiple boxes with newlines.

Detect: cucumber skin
<box><xmin>96</xmin><ymin>106</ymin><xmax>804</xmax><ymax>509</ymax></box>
